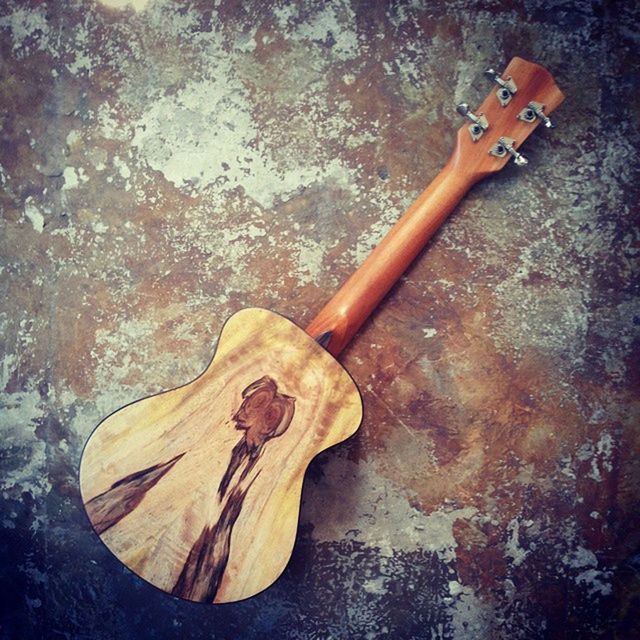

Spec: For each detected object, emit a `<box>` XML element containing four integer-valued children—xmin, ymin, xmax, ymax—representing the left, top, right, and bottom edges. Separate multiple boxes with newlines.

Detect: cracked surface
<box><xmin>1</xmin><ymin>0</ymin><xmax>639</xmax><ymax>638</ymax></box>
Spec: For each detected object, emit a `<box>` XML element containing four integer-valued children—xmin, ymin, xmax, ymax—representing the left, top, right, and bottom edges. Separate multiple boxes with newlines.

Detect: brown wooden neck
<box><xmin>305</xmin><ymin>57</ymin><xmax>565</xmax><ymax>357</ymax></box>
<box><xmin>305</xmin><ymin>157</ymin><xmax>480</xmax><ymax>356</ymax></box>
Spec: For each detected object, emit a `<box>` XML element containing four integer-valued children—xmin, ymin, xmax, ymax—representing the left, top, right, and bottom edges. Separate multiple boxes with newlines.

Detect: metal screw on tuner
<box><xmin>489</xmin><ymin>137</ymin><xmax>528</xmax><ymax>166</ymax></box>
<box><xmin>518</xmin><ymin>101</ymin><xmax>555</xmax><ymax>128</ymax></box>
<box><xmin>456</xmin><ymin>103</ymin><xmax>489</xmax><ymax>141</ymax></box>
<box><xmin>484</xmin><ymin>67</ymin><xmax>518</xmax><ymax>106</ymax></box>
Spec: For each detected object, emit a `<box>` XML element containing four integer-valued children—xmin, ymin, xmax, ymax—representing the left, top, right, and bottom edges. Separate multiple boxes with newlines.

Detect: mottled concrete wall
<box><xmin>0</xmin><ymin>0</ymin><xmax>638</xmax><ymax>638</ymax></box>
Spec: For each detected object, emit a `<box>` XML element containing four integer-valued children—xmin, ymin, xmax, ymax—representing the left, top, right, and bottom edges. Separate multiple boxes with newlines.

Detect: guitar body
<box><xmin>79</xmin><ymin>308</ymin><xmax>363</xmax><ymax>603</ymax></box>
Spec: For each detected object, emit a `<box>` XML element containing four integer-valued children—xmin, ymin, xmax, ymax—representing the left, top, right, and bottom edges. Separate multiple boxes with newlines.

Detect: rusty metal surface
<box><xmin>1</xmin><ymin>1</ymin><xmax>638</xmax><ymax>638</ymax></box>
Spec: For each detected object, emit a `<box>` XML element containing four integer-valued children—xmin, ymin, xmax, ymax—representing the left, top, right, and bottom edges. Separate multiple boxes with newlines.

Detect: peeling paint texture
<box><xmin>1</xmin><ymin>1</ymin><xmax>639</xmax><ymax>638</ymax></box>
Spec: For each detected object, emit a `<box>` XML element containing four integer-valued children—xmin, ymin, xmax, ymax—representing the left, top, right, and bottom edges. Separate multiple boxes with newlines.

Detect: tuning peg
<box><xmin>484</xmin><ymin>67</ymin><xmax>518</xmax><ymax>106</ymax></box>
<box><xmin>489</xmin><ymin>137</ymin><xmax>528</xmax><ymax>166</ymax></box>
<box><xmin>517</xmin><ymin>101</ymin><xmax>555</xmax><ymax>129</ymax></box>
<box><xmin>456</xmin><ymin>103</ymin><xmax>489</xmax><ymax>141</ymax></box>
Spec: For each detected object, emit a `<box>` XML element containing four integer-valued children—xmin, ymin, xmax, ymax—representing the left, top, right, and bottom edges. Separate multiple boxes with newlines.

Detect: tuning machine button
<box><xmin>484</xmin><ymin>68</ymin><xmax>517</xmax><ymax>106</ymax></box>
<box><xmin>517</xmin><ymin>101</ymin><xmax>555</xmax><ymax>128</ymax></box>
<box><xmin>489</xmin><ymin>137</ymin><xmax>528</xmax><ymax>166</ymax></box>
<box><xmin>456</xmin><ymin>103</ymin><xmax>489</xmax><ymax>141</ymax></box>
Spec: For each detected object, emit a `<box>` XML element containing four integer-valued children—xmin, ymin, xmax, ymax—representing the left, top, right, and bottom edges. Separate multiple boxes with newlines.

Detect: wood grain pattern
<box><xmin>79</xmin><ymin>308</ymin><xmax>362</xmax><ymax>603</ymax></box>
<box><xmin>306</xmin><ymin>57</ymin><xmax>565</xmax><ymax>356</ymax></box>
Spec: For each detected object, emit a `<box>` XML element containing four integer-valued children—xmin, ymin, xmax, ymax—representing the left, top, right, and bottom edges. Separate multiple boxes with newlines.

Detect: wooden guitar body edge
<box><xmin>79</xmin><ymin>307</ymin><xmax>363</xmax><ymax>603</ymax></box>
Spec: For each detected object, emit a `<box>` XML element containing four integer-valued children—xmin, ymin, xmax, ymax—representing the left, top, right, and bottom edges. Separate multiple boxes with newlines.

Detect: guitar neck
<box><xmin>305</xmin><ymin>158</ymin><xmax>479</xmax><ymax>356</ymax></box>
<box><xmin>306</xmin><ymin>56</ymin><xmax>565</xmax><ymax>357</ymax></box>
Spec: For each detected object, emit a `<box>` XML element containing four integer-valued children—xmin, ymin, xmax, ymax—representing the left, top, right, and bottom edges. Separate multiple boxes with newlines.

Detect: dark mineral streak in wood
<box><xmin>172</xmin><ymin>480</ymin><xmax>256</xmax><ymax>602</ymax></box>
<box><xmin>85</xmin><ymin>452</ymin><xmax>186</xmax><ymax>534</ymax></box>
<box><xmin>175</xmin><ymin>375</ymin><xmax>297</xmax><ymax>601</ymax></box>
<box><xmin>219</xmin><ymin>375</ymin><xmax>295</xmax><ymax>498</ymax></box>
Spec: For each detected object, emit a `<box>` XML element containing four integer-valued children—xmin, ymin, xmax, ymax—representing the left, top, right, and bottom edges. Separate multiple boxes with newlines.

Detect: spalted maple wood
<box><xmin>80</xmin><ymin>308</ymin><xmax>362</xmax><ymax>603</ymax></box>
<box><xmin>306</xmin><ymin>57</ymin><xmax>565</xmax><ymax>355</ymax></box>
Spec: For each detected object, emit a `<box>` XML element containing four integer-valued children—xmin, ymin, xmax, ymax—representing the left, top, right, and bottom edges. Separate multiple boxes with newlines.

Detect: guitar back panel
<box><xmin>79</xmin><ymin>308</ymin><xmax>363</xmax><ymax>603</ymax></box>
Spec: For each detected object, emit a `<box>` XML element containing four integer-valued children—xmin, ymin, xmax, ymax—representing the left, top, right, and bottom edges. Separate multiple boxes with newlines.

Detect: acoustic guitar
<box><xmin>79</xmin><ymin>57</ymin><xmax>564</xmax><ymax>603</ymax></box>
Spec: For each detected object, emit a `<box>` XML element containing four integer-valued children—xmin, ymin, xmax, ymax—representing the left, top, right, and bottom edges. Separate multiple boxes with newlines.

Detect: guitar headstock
<box><xmin>451</xmin><ymin>57</ymin><xmax>565</xmax><ymax>179</ymax></box>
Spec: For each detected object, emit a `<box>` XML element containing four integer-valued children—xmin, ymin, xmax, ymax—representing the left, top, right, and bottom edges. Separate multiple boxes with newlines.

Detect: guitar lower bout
<box><xmin>79</xmin><ymin>307</ymin><xmax>363</xmax><ymax>603</ymax></box>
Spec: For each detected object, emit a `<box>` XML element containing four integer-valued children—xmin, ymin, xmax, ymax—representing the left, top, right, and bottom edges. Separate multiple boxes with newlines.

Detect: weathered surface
<box><xmin>0</xmin><ymin>1</ymin><xmax>638</xmax><ymax>638</ymax></box>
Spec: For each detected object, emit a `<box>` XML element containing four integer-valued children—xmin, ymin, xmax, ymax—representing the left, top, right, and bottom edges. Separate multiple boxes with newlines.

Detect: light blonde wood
<box><xmin>79</xmin><ymin>308</ymin><xmax>362</xmax><ymax>603</ymax></box>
